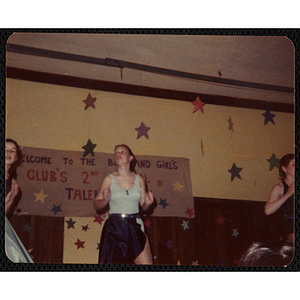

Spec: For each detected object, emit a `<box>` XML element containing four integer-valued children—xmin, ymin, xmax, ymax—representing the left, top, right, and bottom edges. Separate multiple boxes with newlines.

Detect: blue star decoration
<box><xmin>83</xmin><ymin>93</ymin><xmax>97</xmax><ymax>110</ymax></box>
<box><xmin>66</xmin><ymin>218</ymin><xmax>76</xmax><ymax>229</ymax></box>
<box><xmin>262</xmin><ymin>109</ymin><xmax>275</xmax><ymax>125</ymax></box>
<box><xmin>135</xmin><ymin>122</ymin><xmax>151</xmax><ymax>139</ymax></box>
<box><xmin>24</xmin><ymin>223</ymin><xmax>32</xmax><ymax>233</ymax></box>
<box><xmin>267</xmin><ymin>153</ymin><xmax>280</xmax><ymax>170</ymax></box>
<box><xmin>228</xmin><ymin>163</ymin><xmax>243</xmax><ymax>181</ymax></box>
<box><xmin>166</xmin><ymin>239</ymin><xmax>173</xmax><ymax>249</ymax></box>
<box><xmin>51</xmin><ymin>204</ymin><xmax>62</xmax><ymax>215</ymax></box>
<box><xmin>158</xmin><ymin>198</ymin><xmax>169</xmax><ymax>209</ymax></box>
<box><xmin>82</xmin><ymin>139</ymin><xmax>97</xmax><ymax>157</ymax></box>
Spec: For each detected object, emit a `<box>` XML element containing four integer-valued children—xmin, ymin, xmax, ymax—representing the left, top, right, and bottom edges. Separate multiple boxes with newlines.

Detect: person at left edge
<box><xmin>5</xmin><ymin>138</ymin><xmax>33</xmax><ymax>263</ymax></box>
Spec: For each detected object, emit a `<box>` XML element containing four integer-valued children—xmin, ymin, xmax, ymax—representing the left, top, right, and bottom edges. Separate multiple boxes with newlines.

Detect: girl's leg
<box><xmin>134</xmin><ymin>236</ymin><xmax>153</xmax><ymax>265</ymax></box>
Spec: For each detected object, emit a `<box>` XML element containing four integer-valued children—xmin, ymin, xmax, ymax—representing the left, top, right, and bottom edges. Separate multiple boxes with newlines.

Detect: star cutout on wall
<box><xmin>135</xmin><ymin>122</ymin><xmax>151</xmax><ymax>139</ymax></box>
<box><xmin>144</xmin><ymin>219</ymin><xmax>152</xmax><ymax>229</ymax></box>
<box><xmin>166</xmin><ymin>239</ymin><xmax>173</xmax><ymax>249</ymax></box>
<box><xmin>181</xmin><ymin>220</ymin><xmax>189</xmax><ymax>230</ymax></box>
<box><xmin>51</xmin><ymin>204</ymin><xmax>62</xmax><ymax>215</ymax></box>
<box><xmin>192</xmin><ymin>260</ymin><xmax>199</xmax><ymax>265</ymax></box>
<box><xmin>232</xmin><ymin>229</ymin><xmax>240</xmax><ymax>238</ymax></box>
<box><xmin>97</xmin><ymin>243</ymin><xmax>100</xmax><ymax>250</ymax></box>
<box><xmin>262</xmin><ymin>109</ymin><xmax>275</xmax><ymax>125</ymax></box>
<box><xmin>27</xmin><ymin>248</ymin><xmax>34</xmax><ymax>260</ymax></box>
<box><xmin>34</xmin><ymin>188</ymin><xmax>49</xmax><ymax>203</ymax></box>
<box><xmin>267</xmin><ymin>153</ymin><xmax>280</xmax><ymax>170</ymax></box>
<box><xmin>216</xmin><ymin>216</ymin><xmax>225</xmax><ymax>225</ymax></box>
<box><xmin>83</xmin><ymin>93</ymin><xmax>97</xmax><ymax>110</ymax></box>
<box><xmin>158</xmin><ymin>198</ymin><xmax>169</xmax><ymax>209</ymax></box>
<box><xmin>192</xmin><ymin>96</ymin><xmax>205</xmax><ymax>113</ymax></box>
<box><xmin>227</xmin><ymin>116</ymin><xmax>234</xmax><ymax>132</ymax></box>
<box><xmin>82</xmin><ymin>224</ymin><xmax>89</xmax><ymax>232</ymax></box>
<box><xmin>228</xmin><ymin>163</ymin><xmax>243</xmax><ymax>181</ymax></box>
<box><xmin>74</xmin><ymin>239</ymin><xmax>85</xmax><ymax>249</ymax></box>
<box><xmin>173</xmin><ymin>180</ymin><xmax>184</xmax><ymax>192</ymax></box>
<box><xmin>185</xmin><ymin>207</ymin><xmax>195</xmax><ymax>218</ymax></box>
<box><xmin>156</xmin><ymin>180</ymin><xmax>163</xmax><ymax>187</ymax></box>
<box><xmin>93</xmin><ymin>215</ymin><xmax>104</xmax><ymax>225</ymax></box>
<box><xmin>66</xmin><ymin>218</ymin><xmax>76</xmax><ymax>229</ymax></box>
<box><xmin>24</xmin><ymin>223</ymin><xmax>32</xmax><ymax>233</ymax></box>
<box><xmin>82</xmin><ymin>139</ymin><xmax>97</xmax><ymax>157</ymax></box>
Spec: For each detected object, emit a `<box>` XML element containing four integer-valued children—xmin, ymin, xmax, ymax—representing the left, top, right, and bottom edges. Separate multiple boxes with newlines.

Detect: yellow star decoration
<box><xmin>34</xmin><ymin>189</ymin><xmax>49</xmax><ymax>203</ymax></box>
<box><xmin>173</xmin><ymin>180</ymin><xmax>184</xmax><ymax>192</ymax></box>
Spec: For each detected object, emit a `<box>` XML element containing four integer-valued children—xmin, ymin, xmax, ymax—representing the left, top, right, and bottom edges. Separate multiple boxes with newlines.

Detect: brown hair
<box><xmin>6</xmin><ymin>138</ymin><xmax>22</xmax><ymax>178</ymax></box>
<box><xmin>114</xmin><ymin>144</ymin><xmax>137</xmax><ymax>173</ymax></box>
<box><xmin>279</xmin><ymin>153</ymin><xmax>294</xmax><ymax>181</ymax></box>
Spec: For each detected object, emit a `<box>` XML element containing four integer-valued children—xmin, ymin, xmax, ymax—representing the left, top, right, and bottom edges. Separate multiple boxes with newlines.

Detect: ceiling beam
<box><xmin>7</xmin><ymin>43</ymin><xmax>294</xmax><ymax>94</ymax></box>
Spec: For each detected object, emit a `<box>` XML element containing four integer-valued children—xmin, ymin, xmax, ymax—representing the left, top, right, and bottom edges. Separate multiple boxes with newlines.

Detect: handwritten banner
<box><xmin>15</xmin><ymin>147</ymin><xmax>194</xmax><ymax>218</ymax></box>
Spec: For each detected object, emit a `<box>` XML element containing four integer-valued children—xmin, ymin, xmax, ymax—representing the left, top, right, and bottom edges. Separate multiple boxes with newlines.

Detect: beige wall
<box><xmin>6</xmin><ymin>78</ymin><xmax>294</xmax><ymax>202</ymax></box>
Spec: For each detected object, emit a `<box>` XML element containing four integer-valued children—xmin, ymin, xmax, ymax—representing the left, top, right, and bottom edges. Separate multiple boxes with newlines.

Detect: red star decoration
<box><xmin>93</xmin><ymin>215</ymin><xmax>104</xmax><ymax>225</ymax></box>
<box><xmin>83</xmin><ymin>93</ymin><xmax>97</xmax><ymax>110</ymax></box>
<box><xmin>192</xmin><ymin>96</ymin><xmax>205</xmax><ymax>113</ymax></box>
<box><xmin>157</xmin><ymin>180</ymin><xmax>163</xmax><ymax>187</ymax></box>
<box><xmin>144</xmin><ymin>219</ymin><xmax>152</xmax><ymax>229</ymax></box>
<box><xmin>185</xmin><ymin>207</ymin><xmax>195</xmax><ymax>218</ymax></box>
<box><xmin>74</xmin><ymin>239</ymin><xmax>85</xmax><ymax>249</ymax></box>
<box><xmin>216</xmin><ymin>216</ymin><xmax>225</xmax><ymax>225</ymax></box>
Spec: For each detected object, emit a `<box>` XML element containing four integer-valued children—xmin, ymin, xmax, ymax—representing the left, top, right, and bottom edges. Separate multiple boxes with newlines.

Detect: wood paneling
<box><xmin>8</xmin><ymin>198</ymin><xmax>284</xmax><ymax>265</ymax></box>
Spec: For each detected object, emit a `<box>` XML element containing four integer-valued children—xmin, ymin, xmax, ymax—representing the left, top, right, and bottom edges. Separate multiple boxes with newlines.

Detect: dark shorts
<box><xmin>99</xmin><ymin>214</ymin><xmax>146</xmax><ymax>264</ymax></box>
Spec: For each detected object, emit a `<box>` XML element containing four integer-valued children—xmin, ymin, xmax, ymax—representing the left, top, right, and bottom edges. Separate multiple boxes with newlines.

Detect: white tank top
<box><xmin>109</xmin><ymin>174</ymin><xmax>141</xmax><ymax>214</ymax></box>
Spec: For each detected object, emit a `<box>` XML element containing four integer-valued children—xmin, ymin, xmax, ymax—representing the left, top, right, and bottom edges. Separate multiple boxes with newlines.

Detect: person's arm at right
<box><xmin>94</xmin><ymin>175</ymin><xmax>112</xmax><ymax>211</ymax></box>
<box><xmin>264</xmin><ymin>183</ymin><xmax>294</xmax><ymax>215</ymax></box>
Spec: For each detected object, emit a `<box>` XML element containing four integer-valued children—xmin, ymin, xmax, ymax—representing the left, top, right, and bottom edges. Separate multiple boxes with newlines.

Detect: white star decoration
<box><xmin>181</xmin><ymin>220</ymin><xmax>189</xmax><ymax>230</ymax></box>
<box><xmin>232</xmin><ymin>229</ymin><xmax>240</xmax><ymax>238</ymax></box>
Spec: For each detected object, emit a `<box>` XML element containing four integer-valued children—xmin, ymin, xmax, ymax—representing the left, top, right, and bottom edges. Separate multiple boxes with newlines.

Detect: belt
<box><xmin>109</xmin><ymin>213</ymin><xmax>141</xmax><ymax>219</ymax></box>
